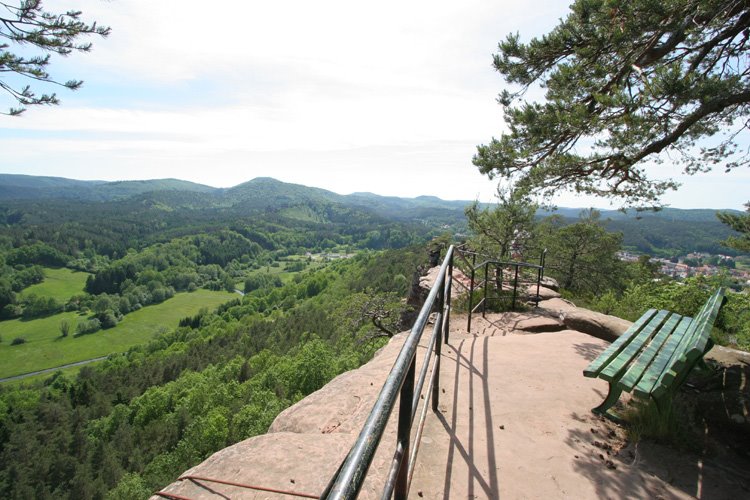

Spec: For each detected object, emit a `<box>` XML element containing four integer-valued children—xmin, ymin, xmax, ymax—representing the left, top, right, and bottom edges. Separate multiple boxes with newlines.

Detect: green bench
<box><xmin>583</xmin><ymin>288</ymin><xmax>726</xmax><ymax>421</ymax></box>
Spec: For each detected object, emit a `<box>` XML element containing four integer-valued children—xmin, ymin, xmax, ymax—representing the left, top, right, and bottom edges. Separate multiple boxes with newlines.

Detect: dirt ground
<box><xmin>578</xmin><ymin>345</ymin><xmax>750</xmax><ymax>499</ymax></box>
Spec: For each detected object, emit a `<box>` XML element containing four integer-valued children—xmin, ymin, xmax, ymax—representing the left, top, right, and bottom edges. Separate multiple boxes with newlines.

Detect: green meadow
<box><xmin>0</xmin><ymin>289</ymin><xmax>236</xmax><ymax>380</ymax></box>
<box><xmin>19</xmin><ymin>267</ymin><xmax>90</xmax><ymax>301</ymax></box>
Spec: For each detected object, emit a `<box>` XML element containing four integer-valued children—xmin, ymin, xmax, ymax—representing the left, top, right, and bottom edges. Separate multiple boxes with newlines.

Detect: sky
<box><xmin>0</xmin><ymin>0</ymin><xmax>748</xmax><ymax>210</ymax></box>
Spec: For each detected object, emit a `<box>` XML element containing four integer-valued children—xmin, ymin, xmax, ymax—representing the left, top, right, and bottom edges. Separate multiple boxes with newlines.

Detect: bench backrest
<box><xmin>649</xmin><ymin>287</ymin><xmax>725</xmax><ymax>397</ymax></box>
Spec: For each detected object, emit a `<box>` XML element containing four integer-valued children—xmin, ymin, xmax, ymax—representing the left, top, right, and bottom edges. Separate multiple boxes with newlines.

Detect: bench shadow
<box><xmin>566</xmin><ymin>420</ymin><xmax>750</xmax><ymax>499</ymax></box>
<box><xmin>566</xmin><ymin>365</ymin><xmax>750</xmax><ymax>500</ymax></box>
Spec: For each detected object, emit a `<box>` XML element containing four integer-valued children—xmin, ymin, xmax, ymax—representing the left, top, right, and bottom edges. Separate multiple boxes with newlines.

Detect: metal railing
<box><xmin>321</xmin><ymin>245</ymin><xmax>455</xmax><ymax>499</ymax></box>
<box><xmin>454</xmin><ymin>246</ymin><xmax>546</xmax><ymax>333</ymax></box>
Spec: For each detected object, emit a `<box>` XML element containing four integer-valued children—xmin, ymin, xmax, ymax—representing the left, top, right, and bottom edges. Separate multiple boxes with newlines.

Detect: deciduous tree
<box><xmin>59</xmin><ymin>318</ymin><xmax>70</xmax><ymax>337</ymax></box>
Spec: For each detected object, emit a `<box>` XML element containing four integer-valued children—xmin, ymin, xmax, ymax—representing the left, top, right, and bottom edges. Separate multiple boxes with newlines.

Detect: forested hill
<box><xmin>0</xmin><ymin>174</ymin><xmax>469</xmax><ymax>228</ymax></box>
<box><xmin>0</xmin><ymin>174</ymin><xmax>742</xmax><ymax>256</ymax></box>
<box><xmin>0</xmin><ymin>174</ymin><xmax>215</xmax><ymax>202</ymax></box>
<box><xmin>540</xmin><ymin>207</ymin><xmax>745</xmax><ymax>257</ymax></box>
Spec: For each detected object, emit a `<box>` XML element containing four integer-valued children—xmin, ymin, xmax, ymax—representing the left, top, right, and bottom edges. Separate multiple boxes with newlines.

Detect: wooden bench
<box><xmin>583</xmin><ymin>288</ymin><xmax>726</xmax><ymax>421</ymax></box>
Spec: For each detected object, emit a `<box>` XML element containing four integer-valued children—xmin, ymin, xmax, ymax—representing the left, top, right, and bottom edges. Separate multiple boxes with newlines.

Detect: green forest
<box><xmin>0</xmin><ymin>176</ymin><xmax>748</xmax><ymax>499</ymax></box>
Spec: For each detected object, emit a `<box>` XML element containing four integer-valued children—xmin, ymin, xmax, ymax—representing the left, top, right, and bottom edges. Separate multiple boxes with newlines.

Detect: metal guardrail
<box><xmin>321</xmin><ymin>245</ymin><xmax>455</xmax><ymax>500</ymax></box>
<box><xmin>456</xmin><ymin>246</ymin><xmax>546</xmax><ymax>333</ymax></box>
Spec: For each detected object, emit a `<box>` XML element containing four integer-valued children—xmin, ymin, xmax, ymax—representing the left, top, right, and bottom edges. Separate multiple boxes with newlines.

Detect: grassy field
<box><xmin>20</xmin><ymin>267</ymin><xmax>90</xmax><ymax>301</ymax></box>
<box><xmin>0</xmin><ymin>289</ymin><xmax>236</xmax><ymax>380</ymax></box>
<box><xmin>235</xmin><ymin>256</ymin><xmax>328</xmax><ymax>290</ymax></box>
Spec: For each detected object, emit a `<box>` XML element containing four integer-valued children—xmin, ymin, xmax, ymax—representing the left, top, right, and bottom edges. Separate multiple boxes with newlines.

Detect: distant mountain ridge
<box><xmin>0</xmin><ymin>174</ymin><xmax>473</xmax><ymax>224</ymax></box>
<box><xmin>0</xmin><ymin>174</ymin><xmax>743</xmax><ymax>256</ymax></box>
<box><xmin>0</xmin><ymin>174</ymin><xmax>214</xmax><ymax>202</ymax></box>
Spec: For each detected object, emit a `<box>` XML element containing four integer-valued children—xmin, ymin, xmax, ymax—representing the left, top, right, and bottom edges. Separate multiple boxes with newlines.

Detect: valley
<box><xmin>0</xmin><ymin>174</ymin><xmax>746</xmax><ymax>499</ymax></box>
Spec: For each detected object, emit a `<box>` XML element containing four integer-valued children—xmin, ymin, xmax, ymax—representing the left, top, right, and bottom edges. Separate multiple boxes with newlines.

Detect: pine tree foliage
<box><xmin>465</xmin><ymin>187</ymin><xmax>538</xmax><ymax>260</ymax></box>
<box><xmin>717</xmin><ymin>202</ymin><xmax>750</xmax><ymax>251</ymax></box>
<box><xmin>474</xmin><ymin>0</ymin><xmax>750</xmax><ymax>207</ymax></box>
<box><xmin>0</xmin><ymin>0</ymin><xmax>109</xmax><ymax>115</ymax></box>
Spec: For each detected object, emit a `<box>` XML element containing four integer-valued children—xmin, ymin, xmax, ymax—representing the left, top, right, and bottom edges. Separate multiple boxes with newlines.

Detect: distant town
<box><xmin>618</xmin><ymin>251</ymin><xmax>750</xmax><ymax>286</ymax></box>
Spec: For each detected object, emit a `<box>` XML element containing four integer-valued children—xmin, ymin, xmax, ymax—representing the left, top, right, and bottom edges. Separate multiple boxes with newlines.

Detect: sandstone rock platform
<box><xmin>153</xmin><ymin>306</ymin><xmax>750</xmax><ymax>499</ymax></box>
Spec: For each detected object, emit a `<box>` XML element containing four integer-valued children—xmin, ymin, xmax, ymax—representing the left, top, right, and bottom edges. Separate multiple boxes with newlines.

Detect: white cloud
<box><xmin>4</xmin><ymin>1</ymin><xmax>745</xmax><ymax>209</ymax></box>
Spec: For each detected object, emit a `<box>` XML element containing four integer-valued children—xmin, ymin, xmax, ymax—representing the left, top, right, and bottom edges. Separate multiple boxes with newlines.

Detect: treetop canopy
<box><xmin>474</xmin><ymin>0</ymin><xmax>750</xmax><ymax>208</ymax></box>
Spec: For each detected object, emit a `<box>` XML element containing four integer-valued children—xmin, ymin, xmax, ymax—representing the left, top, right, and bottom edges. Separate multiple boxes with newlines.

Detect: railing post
<box><xmin>395</xmin><ymin>358</ymin><xmax>415</xmax><ymax>500</ymax></box>
<box><xmin>432</xmin><ymin>276</ymin><xmax>445</xmax><ymax>411</ymax></box>
<box><xmin>445</xmin><ymin>254</ymin><xmax>453</xmax><ymax>345</ymax></box>
<box><xmin>482</xmin><ymin>262</ymin><xmax>489</xmax><ymax>318</ymax></box>
<box><xmin>467</xmin><ymin>253</ymin><xmax>476</xmax><ymax>333</ymax></box>
<box><xmin>535</xmin><ymin>261</ymin><xmax>542</xmax><ymax>308</ymax></box>
<box><xmin>512</xmin><ymin>264</ymin><xmax>519</xmax><ymax>310</ymax></box>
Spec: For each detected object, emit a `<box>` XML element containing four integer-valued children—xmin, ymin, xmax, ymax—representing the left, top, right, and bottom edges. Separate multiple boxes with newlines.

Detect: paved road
<box><xmin>0</xmin><ymin>356</ymin><xmax>108</xmax><ymax>383</ymax></box>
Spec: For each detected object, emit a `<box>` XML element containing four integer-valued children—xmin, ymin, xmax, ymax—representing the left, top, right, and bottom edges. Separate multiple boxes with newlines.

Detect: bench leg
<box><xmin>591</xmin><ymin>382</ymin><xmax>623</xmax><ymax>423</ymax></box>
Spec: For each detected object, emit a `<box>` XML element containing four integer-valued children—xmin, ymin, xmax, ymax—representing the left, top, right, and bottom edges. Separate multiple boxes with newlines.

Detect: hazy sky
<box><xmin>1</xmin><ymin>0</ymin><xmax>748</xmax><ymax>209</ymax></box>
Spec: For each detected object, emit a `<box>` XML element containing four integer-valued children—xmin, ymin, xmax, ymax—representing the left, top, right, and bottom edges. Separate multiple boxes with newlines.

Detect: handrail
<box><xmin>321</xmin><ymin>246</ymin><xmax>454</xmax><ymax>499</ymax></box>
<box><xmin>456</xmin><ymin>246</ymin><xmax>546</xmax><ymax>333</ymax></box>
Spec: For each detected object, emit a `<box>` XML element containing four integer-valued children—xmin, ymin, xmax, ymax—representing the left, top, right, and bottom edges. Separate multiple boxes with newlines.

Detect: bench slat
<box><xmin>599</xmin><ymin>310</ymin><xmax>670</xmax><ymax>382</ymax></box>
<box><xmin>632</xmin><ymin>315</ymin><xmax>693</xmax><ymax>398</ymax></box>
<box><xmin>685</xmin><ymin>288</ymin><xmax>725</xmax><ymax>358</ymax></box>
<box><xmin>586</xmin><ymin>288</ymin><xmax>725</xmax><ymax>419</ymax></box>
<box><xmin>582</xmin><ymin>309</ymin><xmax>660</xmax><ymax>378</ymax></box>
<box><xmin>617</xmin><ymin>312</ymin><xmax>682</xmax><ymax>392</ymax></box>
<box><xmin>650</xmin><ymin>289</ymin><xmax>725</xmax><ymax>398</ymax></box>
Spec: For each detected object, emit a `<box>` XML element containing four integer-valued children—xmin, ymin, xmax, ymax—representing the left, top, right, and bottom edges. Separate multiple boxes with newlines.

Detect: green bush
<box><xmin>11</xmin><ymin>337</ymin><xmax>27</xmax><ymax>346</ymax></box>
<box><xmin>76</xmin><ymin>318</ymin><xmax>102</xmax><ymax>335</ymax></box>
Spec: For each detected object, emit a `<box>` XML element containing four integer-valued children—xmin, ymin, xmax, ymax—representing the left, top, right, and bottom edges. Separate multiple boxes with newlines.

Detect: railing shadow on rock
<box><xmin>321</xmin><ymin>244</ymin><xmax>546</xmax><ymax>499</ymax></box>
<box><xmin>321</xmin><ymin>245</ymin><xmax>455</xmax><ymax>499</ymax></box>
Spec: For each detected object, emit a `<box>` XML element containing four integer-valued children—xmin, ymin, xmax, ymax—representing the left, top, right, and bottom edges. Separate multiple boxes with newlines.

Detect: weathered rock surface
<box><xmin>153</xmin><ymin>333</ymin><xmax>415</xmax><ymax>499</ymax></box>
<box><xmin>418</xmin><ymin>265</ymin><xmax>472</xmax><ymax>295</ymax></box>
<box><xmin>540</xmin><ymin>276</ymin><xmax>560</xmax><ymax>291</ymax></box>
<box><xmin>514</xmin><ymin>314</ymin><xmax>565</xmax><ymax>333</ymax></box>
<box><xmin>536</xmin><ymin>297</ymin><xmax>632</xmax><ymax>341</ymax></box>
<box><xmin>269</xmin><ymin>333</ymin><xmax>411</xmax><ymax>435</ymax></box>
<box><xmin>538</xmin><ymin>296</ymin><xmax>578</xmax><ymax>313</ymax></box>
<box><xmin>526</xmin><ymin>284</ymin><xmax>561</xmax><ymax>300</ymax></box>
<box><xmin>558</xmin><ymin>308</ymin><xmax>633</xmax><ymax>342</ymax></box>
<box><xmin>155</xmin><ymin>307</ymin><xmax>750</xmax><ymax>500</ymax></box>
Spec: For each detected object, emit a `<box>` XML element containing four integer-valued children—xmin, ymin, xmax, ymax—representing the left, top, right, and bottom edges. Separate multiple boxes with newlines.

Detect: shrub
<box><xmin>21</xmin><ymin>295</ymin><xmax>62</xmax><ymax>319</ymax></box>
<box><xmin>76</xmin><ymin>318</ymin><xmax>102</xmax><ymax>335</ymax></box>
<box><xmin>98</xmin><ymin>309</ymin><xmax>119</xmax><ymax>329</ymax></box>
<box><xmin>11</xmin><ymin>337</ymin><xmax>27</xmax><ymax>346</ymax></box>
